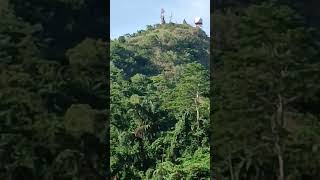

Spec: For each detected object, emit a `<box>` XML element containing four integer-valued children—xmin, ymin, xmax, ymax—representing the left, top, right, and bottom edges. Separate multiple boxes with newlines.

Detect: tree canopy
<box><xmin>110</xmin><ymin>23</ymin><xmax>210</xmax><ymax>179</ymax></box>
<box><xmin>212</xmin><ymin>2</ymin><xmax>320</xmax><ymax>179</ymax></box>
<box><xmin>0</xmin><ymin>1</ymin><xmax>107</xmax><ymax>179</ymax></box>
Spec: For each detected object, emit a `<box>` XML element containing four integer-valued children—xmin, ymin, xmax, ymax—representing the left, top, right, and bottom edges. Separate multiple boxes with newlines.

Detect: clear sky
<box><xmin>110</xmin><ymin>0</ymin><xmax>210</xmax><ymax>39</ymax></box>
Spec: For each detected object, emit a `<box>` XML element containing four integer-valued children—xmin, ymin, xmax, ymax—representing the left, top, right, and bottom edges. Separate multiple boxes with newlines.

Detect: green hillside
<box><xmin>110</xmin><ymin>24</ymin><xmax>210</xmax><ymax>179</ymax></box>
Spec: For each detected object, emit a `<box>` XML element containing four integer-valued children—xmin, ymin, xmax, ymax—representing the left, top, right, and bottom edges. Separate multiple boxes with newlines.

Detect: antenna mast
<box><xmin>160</xmin><ymin>8</ymin><xmax>166</xmax><ymax>24</ymax></box>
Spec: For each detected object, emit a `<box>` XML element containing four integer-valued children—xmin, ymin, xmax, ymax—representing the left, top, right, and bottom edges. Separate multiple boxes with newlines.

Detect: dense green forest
<box><xmin>0</xmin><ymin>0</ymin><xmax>107</xmax><ymax>179</ymax></box>
<box><xmin>212</xmin><ymin>1</ymin><xmax>320</xmax><ymax>179</ymax></box>
<box><xmin>2</xmin><ymin>0</ymin><xmax>320</xmax><ymax>179</ymax></box>
<box><xmin>110</xmin><ymin>24</ymin><xmax>210</xmax><ymax>179</ymax></box>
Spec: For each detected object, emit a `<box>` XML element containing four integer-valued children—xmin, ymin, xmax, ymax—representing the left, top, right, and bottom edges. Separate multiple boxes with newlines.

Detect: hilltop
<box><xmin>111</xmin><ymin>23</ymin><xmax>209</xmax><ymax>77</ymax></box>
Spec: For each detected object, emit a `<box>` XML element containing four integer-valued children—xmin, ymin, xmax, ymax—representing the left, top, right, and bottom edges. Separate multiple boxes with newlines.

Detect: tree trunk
<box><xmin>138</xmin><ymin>138</ymin><xmax>147</xmax><ymax>171</ymax></box>
<box><xmin>195</xmin><ymin>90</ymin><xmax>200</xmax><ymax>129</ymax></box>
<box><xmin>272</xmin><ymin>94</ymin><xmax>285</xmax><ymax>180</ymax></box>
<box><xmin>276</xmin><ymin>142</ymin><xmax>284</xmax><ymax>180</ymax></box>
<box><xmin>228</xmin><ymin>153</ymin><xmax>235</xmax><ymax>180</ymax></box>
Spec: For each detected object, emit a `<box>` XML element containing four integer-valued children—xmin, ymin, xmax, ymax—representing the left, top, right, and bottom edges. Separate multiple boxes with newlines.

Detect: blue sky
<box><xmin>110</xmin><ymin>0</ymin><xmax>210</xmax><ymax>39</ymax></box>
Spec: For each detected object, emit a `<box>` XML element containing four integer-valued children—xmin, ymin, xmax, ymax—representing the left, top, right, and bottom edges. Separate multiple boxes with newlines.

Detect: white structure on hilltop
<box><xmin>194</xmin><ymin>17</ymin><xmax>203</xmax><ymax>28</ymax></box>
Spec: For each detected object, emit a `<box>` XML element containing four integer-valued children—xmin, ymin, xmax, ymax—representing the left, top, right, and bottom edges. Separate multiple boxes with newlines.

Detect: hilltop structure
<box><xmin>195</xmin><ymin>17</ymin><xmax>203</xmax><ymax>28</ymax></box>
<box><xmin>160</xmin><ymin>9</ymin><xmax>203</xmax><ymax>28</ymax></box>
<box><xmin>160</xmin><ymin>8</ymin><xmax>166</xmax><ymax>24</ymax></box>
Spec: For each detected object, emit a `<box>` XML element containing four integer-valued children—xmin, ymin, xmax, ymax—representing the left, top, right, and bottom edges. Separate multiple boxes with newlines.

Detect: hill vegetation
<box><xmin>110</xmin><ymin>24</ymin><xmax>210</xmax><ymax>179</ymax></box>
<box><xmin>2</xmin><ymin>0</ymin><xmax>320</xmax><ymax>179</ymax></box>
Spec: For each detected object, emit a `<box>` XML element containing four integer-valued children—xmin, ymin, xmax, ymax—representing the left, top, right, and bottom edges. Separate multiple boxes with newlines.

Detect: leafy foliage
<box><xmin>0</xmin><ymin>1</ymin><xmax>107</xmax><ymax>179</ymax></box>
<box><xmin>212</xmin><ymin>2</ymin><xmax>320</xmax><ymax>179</ymax></box>
<box><xmin>110</xmin><ymin>24</ymin><xmax>210</xmax><ymax>179</ymax></box>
